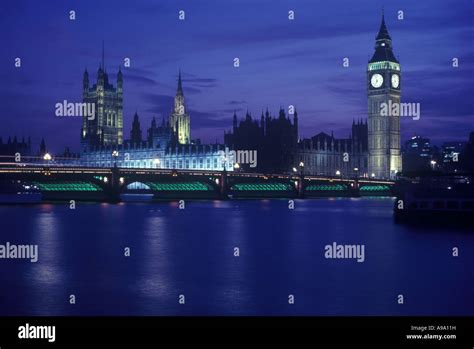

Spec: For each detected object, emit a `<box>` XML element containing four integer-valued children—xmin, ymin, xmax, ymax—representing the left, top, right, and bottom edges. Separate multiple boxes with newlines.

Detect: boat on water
<box><xmin>394</xmin><ymin>174</ymin><xmax>474</xmax><ymax>227</ymax></box>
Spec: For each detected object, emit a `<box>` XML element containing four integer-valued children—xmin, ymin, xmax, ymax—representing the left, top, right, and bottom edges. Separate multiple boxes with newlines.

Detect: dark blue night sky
<box><xmin>1</xmin><ymin>0</ymin><xmax>473</xmax><ymax>152</ymax></box>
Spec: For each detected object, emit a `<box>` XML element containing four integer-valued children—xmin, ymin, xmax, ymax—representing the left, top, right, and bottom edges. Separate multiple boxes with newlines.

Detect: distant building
<box><xmin>224</xmin><ymin>108</ymin><xmax>298</xmax><ymax>173</ymax></box>
<box><xmin>297</xmin><ymin>120</ymin><xmax>368</xmax><ymax>177</ymax></box>
<box><xmin>0</xmin><ymin>137</ymin><xmax>32</xmax><ymax>163</ymax></box>
<box><xmin>442</xmin><ymin>142</ymin><xmax>465</xmax><ymax>163</ymax></box>
<box><xmin>402</xmin><ymin>136</ymin><xmax>433</xmax><ymax>173</ymax></box>
<box><xmin>441</xmin><ymin>141</ymin><xmax>466</xmax><ymax>172</ymax></box>
<box><xmin>460</xmin><ymin>132</ymin><xmax>474</xmax><ymax>172</ymax></box>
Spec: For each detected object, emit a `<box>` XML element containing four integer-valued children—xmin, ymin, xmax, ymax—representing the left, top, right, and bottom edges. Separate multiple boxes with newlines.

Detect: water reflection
<box><xmin>29</xmin><ymin>208</ymin><xmax>64</xmax><ymax>314</ymax></box>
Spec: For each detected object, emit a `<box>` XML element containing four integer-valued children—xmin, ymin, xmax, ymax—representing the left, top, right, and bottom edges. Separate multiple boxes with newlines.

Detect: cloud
<box><xmin>228</xmin><ymin>100</ymin><xmax>246</xmax><ymax>105</ymax></box>
<box><xmin>188</xmin><ymin>109</ymin><xmax>231</xmax><ymax>129</ymax></box>
<box><xmin>123</xmin><ymin>73</ymin><xmax>159</xmax><ymax>87</ymax></box>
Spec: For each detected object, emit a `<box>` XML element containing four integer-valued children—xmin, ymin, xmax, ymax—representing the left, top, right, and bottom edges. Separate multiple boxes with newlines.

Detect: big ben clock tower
<box><xmin>368</xmin><ymin>13</ymin><xmax>402</xmax><ymax>179</ymax></box>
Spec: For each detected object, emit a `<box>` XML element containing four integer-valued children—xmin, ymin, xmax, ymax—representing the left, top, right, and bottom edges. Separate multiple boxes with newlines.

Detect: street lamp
<box><xmin>43</xmin><ymin>153</ymin><xmax>52</xmax><ymax>161</ymax></box>
<box><xmin>234</xmin><ymin>163</ymin><xmax>240</xmax><ymax>171</ymax></box>
<box><xmin>112</xmin><ymin>150</ymin><xmax>119</xmax><ymax>167</ymax></box>
<box><xmin>336</xmin><ymin>170</ymin><xmax>341</xmax><ymax>176</ymax></box>
<box><xmin>430</xmin><ymin>160</ymin><xmax>437</xmax><ymax>170</ymax></box>
<box><xmin>371</xmin><ymin>173</ymin><xmax>376</xmax><ymax>178</ymax></box>
<box><xmin>353</xmin><ymin>167</ymin><xmax>359</xmax><ymax>178</ymax></box>
<box><xmin>299</xmin><ymin>161</ymin><xmax>304</xmax><ymax>175</ymax></box>
<box><xmin>292</xmin><ymin>167</ymin><xmax>297</xmax><ymax>173</ymax></box>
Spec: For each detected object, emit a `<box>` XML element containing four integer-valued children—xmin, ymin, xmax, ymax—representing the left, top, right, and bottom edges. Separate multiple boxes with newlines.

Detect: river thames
<box><xmin>0</xmin><ymin>198</ymin><xmax>473</xmax><ymax>316</ymax></box>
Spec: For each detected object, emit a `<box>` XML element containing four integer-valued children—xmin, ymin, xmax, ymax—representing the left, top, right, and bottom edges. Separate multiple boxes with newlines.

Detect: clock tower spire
<box><xmin>367</xmin><ymin>12</ymin><xmax>402</xmax><ymax>179</ymax></box>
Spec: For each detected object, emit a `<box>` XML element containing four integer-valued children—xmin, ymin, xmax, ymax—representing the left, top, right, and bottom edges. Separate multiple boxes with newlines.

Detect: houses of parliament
<box><xmin>77</xmin><ymin>14</ymin><xmax>401</xmax><ymax>179</ymax></box>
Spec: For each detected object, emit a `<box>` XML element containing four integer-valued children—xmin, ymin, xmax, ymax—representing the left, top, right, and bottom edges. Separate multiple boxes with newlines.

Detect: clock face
<box><xmin>371</xmin><ymin>73</ymin><xmax>383</xmax><ymax>88</ymax></box>
<box><xmin>391</xmin><ymin>74</ymin><xmax>400</xmax><ymax>88</ymax></box>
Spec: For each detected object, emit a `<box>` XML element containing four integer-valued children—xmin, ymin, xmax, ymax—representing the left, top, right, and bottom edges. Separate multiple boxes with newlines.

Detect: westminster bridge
<box><xmin>0</xmin><ymin>164</ymin><xmax>395</xmax><ymax>202</ymax></box>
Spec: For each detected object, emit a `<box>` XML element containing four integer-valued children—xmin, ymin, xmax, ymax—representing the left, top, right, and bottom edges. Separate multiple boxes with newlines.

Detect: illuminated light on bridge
<box><xmin>33</xmin><ymin>181</ymin><xmax>103</xmax><ymax>192</ymax></box>
<box><xmin>146</xmin><ymin>182</ymin><xmax>213</xmax><ymax>191</ymax></box>
<box><xmin>359</xmin><ymin>185</ymin><xmax>391</xmax><ymax>192</ymax></box>
<box><xmin>231</xmin><ymin>183</ymin><xmax>292</xmax><ymax>191</ymax></box>
<box><xmin>306</xmin><ymin>184</ymin><xmax>347</xmax><ymax>191</ymax></box>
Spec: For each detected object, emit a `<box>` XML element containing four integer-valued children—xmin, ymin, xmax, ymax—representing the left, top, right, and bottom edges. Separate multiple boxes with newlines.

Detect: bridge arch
<box><xmin>125</xmin><ymin>181</ymin><xmax>151</xmax><ymax>190</ymax></box>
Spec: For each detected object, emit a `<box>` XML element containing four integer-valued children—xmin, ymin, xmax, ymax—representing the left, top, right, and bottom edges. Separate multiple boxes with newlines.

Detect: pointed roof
<box><xmin>177</xmin><ymin>70</ymin><xmax>183</xmax><ymax>95</ymax></box>
<box><xmin>376</xmin><ymin>13</ymin><xmax>391</xmax><ymax>41</ymax></box>
<box><xmin>369</xmin><ymin>12</ymin><xmax>399</xmax><ymax>63</ymax></box>
<box><xmin>101</xmin><ymin>40</ymin><xmax>105</xmax><ymax>70</ymax></box>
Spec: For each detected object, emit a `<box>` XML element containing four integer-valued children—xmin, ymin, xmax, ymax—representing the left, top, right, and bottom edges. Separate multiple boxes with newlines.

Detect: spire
<box><xmin>131</xmin><ymin>111</ymin><xmax>142</xmax><ymax>144</ymax></box>
<box><xmin>177</xmin><ymin>69</ymin><xmax>183</xmax><ymax>95</ymax></box>
<box><xmin>370</xmin><ymin>11</ymin><xmax>398</xmax><ymax>63</ymax></box>
<box><xmin>101</xmin><ymin>40</ymin><xmax>105</xmax><ymax>70</ymax></box>
<box><xmin>376</xmin><ymin>11</ymin><xmax>391</xmax><ymax>41</ymax></box>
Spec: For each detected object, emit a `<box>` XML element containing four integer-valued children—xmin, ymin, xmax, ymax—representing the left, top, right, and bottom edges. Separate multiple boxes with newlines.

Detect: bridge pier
<box><xmin>107</xmin><ymin>165</ymin><xmax>122</xmax><ymax>203</ymax></box>
<box><xmin>297</xmin><ymin>174</ymin><xmax>305</xmax><ymax>198</ymax></box>
<box><xmin>219</xmin><ymin>168</ymin><xmax>228</xmax><ymax>199</ymax></box>
<box><xmin>349</xmin><ymin>179</ymin><xmax>360</xmax><ymax>197</ymax></box>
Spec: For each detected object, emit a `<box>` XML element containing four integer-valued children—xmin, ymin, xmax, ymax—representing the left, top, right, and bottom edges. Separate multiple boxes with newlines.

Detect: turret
<box><xmin>130</xmin><ymin>112</ymin><xmax>142</xmax><ymax>144</ymax></box>
<box><xmin>293</xmin><ymin>108</ymin><xmax>298</xmax><ymax>140</ymax></box>
<box><xmin>83</xmin><ymin>69</ymin><xmax>89</xmax><ymax>96</ymax></box>
<box><xmin>117</xmin><ymin>66</ymin><xmax>123</xmax><ymax>94</ymax></box>
<box><xmin>233</xmin><ymin>111</ymin><xmax>237</xmax><ymax>131</ymax></box>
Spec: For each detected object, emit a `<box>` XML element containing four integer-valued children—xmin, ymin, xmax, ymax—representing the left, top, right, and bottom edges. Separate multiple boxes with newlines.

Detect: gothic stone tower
<box><xmin>81</xmin><ymin>47</ymin><xmax>123</xmax><ymax>149</ymax></box>
<box><xmin>367</xmin><ymin>14</ymin><xmax>402</xmax><ymax>179</ymax></box>
<box><xmin>169</xmin><ymin>71</ymin><xmax>191</xmax><ymax>144</ymax></box>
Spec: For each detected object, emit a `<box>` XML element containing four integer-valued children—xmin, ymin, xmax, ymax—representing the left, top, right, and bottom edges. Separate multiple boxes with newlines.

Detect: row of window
<box><xmin>83</xmin><ymin>157</ymin><xmax>224</xmax><ymax>170</ymax></box>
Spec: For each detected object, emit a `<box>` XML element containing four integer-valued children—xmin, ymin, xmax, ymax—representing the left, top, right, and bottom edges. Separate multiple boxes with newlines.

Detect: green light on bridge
<box><xmin>306</xmin><ymin>184</ymin><xmax>347</xmax><ymax>191</ymax></box>
<box><xmin>146</xmin><ymin>182</ymin><xmax>213</xmax><ymax>191</ymax></box>
<box><xmin>33</xmin><ymin>181</ymin><xmax>102</xmax><ymax>192</ymax></box>
<box><xmin>231</xmin><ymin>183</ymin><xmax>292</xmax><ymax>191</ymax></box>
<box><xmin>359</xmin><ymin>185</ymin><xmax>391</xmax><ymax>191</ymax></box>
